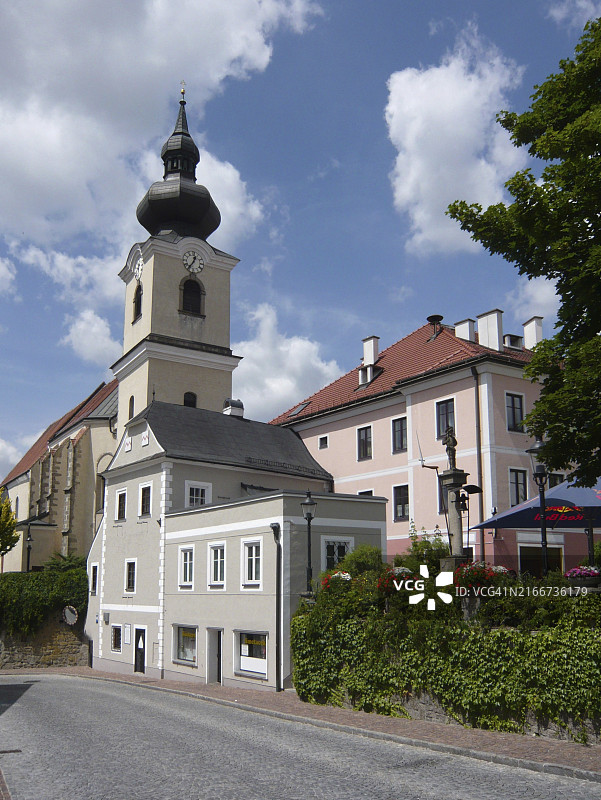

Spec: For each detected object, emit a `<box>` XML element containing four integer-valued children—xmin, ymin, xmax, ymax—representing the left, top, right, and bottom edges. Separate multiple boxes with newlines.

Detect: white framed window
<box><xmin>318</xmin><ymin>435</ymin><xmax>328</xmax><ymax>450</ymax></box>
<box><xmin>549</xmin><ymin>472</ymin><xmax>565</xmax><ymax>488</ymax></box>
<box><xmin>393</xmin><ymin>484</ymin><xmax>410</xmax><ymax>521</ymax></box>
<box><xmin>173</xmin><ymin>625</ymin><xmax>197</xmax><ymax>665</ymax></box>
<box><xmin>241</xmin><ymin>537</ymin><xmax>262</xmax><ymax>589</ymax></box>
<box><xmin>185</xmin><ymin>480</ymin><xmax>212</xmax><ymax>508</ymax></box>
<box><xmin>115</xmin><ymin>489</ymin><xmax>127</xmax><ymax>521</ymax></box>
<box><xmin>321</xmin><ymin>536</ymin><xmax>353</xmax><ymax>572</ymax></box>
<box><xmin>208</xmin><ymin>541</ymin><xmax>226</xmax><ymax>588</ymax></box>
<box><xmin>436</xmin><ymin>398</ymin><xmax>455</xmax><ymax>440</ymax></box>
<box><xmin>178</xmin><ymin>545</ymin><xmax>194</xmax><ymax>590</ymax></box>
<box><xmin>111</xmin><ymin>625</ymin><xmax>122</xmax><ymax>653</ymax></box>
<box><xmin>506</xmin><ymin>392</ymin><xmax>525</xmax><ymax>432</ymax></box>
<box><xmin>238</xmin><ymin>631</ymin><xmax>267</xmax><ymax>677</ymax></box>
<box><xmin>138</xmin><ymin>482</ymin><xmax>152</xmax><ymax>517</ymax></box>
<box><xmin>124</xmin><ymin>558</ymin><xmax>137</xmax><ymax>594</ymax></box>
<box><xmin>357</xmin><ymin>425</ymin><xmax>372</xmax><ymax>460</ymax></box>
<box><xmin>89</xmin><ymin>563</ymin><xmax>98</xmax><ymax>596</ymax></box>
<box><xmin>391</xmin><ymin>416</ymin><xmax>407</xmax><ymax>453</ymax></box>
<box><xmin>509</xmin><ymin>468</ymin><xmax>528</xmax><ymax>507</ymax></box>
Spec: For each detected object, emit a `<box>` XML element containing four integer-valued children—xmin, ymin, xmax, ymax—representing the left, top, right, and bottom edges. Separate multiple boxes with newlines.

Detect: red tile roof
<box><xmin>271</xmin><ymin>324</ymin><xmax>532</xmax><ymax>426</ymax></box>
<box><xmin>1</xmin><ymin>380</ymin><xmax>118</xmax><ymax>486</ymax></box>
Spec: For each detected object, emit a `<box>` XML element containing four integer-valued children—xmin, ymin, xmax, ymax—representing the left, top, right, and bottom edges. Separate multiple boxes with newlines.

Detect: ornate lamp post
<box><xmin>300</xmin><ymin>491</ymin><xmax>317</xmax><ymax>595</ymax></box>
<box><xmin>526</xmin><ymin>436</ymin><xmax>549</xmax><ymax>577</ymax></box>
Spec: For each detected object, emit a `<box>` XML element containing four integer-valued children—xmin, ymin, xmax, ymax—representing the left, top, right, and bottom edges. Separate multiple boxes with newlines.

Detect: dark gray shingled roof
<box><xmin>132</xmin><ymin>401</ymin><xmax>332</xmax><ymax>481</ymax></box>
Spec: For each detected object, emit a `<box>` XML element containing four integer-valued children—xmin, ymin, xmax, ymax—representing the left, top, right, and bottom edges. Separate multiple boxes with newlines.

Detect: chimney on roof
<box><xmin>523</xmin><ymin>316</ymin><xmax>543</xmax><ymax>349</ymax></box>
<box><xmin>223</xmin><ymin>398</ymin><xmax>244</xmax><ymax>417</ymax></box>
<box><xmin>454</xmin><ymin>318</ymin><xmax>475</xmax><ymax>342</ymax></box>
<box><xmin>477</xmin><ymin>309</ymin><xmax>503</xmax><ymax>351</ymax></box>
<box><xmin>362</xmin><ymin>335</ymin><xmax>379</xmax><ymax>366</ymax></box>
<box><xmin>359</xmin><ymin>335</ymin><xmax>379</xmax><ymax>387</ymax></box>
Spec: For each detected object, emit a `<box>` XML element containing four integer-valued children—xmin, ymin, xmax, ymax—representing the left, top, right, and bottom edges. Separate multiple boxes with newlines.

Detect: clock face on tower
<box><xmin>133</xmin><ymin>257</ymin><xmax>144</xmax><ymax>281</ymax></box>
<box><xmin>183</xmin><ymin>250</ymin><xmax>204</xmax><ymax>273</ymax></box>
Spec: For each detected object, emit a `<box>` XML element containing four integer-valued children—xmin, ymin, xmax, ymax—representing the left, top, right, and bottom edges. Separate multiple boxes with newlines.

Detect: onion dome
<box><xmin>136</xmin><ymin>87</ymin><xmax>221</xmax><ymax>240</ymax></box>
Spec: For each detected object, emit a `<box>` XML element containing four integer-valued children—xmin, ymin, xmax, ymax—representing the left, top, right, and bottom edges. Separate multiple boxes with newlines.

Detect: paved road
<box><xmin>0</xmin><ymin>674</ymin><xmax>598</xmax><ymax>800</ymax></box>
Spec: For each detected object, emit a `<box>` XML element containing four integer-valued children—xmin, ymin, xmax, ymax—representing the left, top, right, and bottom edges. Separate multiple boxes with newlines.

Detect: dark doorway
<box><xmin>134</xmin><ymin>628</ymin><xmax>146</xmax><ymax>673</ymax></box>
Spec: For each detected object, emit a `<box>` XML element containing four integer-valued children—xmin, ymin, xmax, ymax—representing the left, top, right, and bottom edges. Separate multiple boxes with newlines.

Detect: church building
<box><xmin>1</xmin><ymin>90</ymin><xmax>386</xmax><ymax>688</ymax></box>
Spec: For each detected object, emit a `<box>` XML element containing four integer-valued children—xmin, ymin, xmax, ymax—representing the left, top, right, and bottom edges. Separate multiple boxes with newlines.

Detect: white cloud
<box><xmin>390</xmin><ymin>285</ymin><xmax>415</xmax><ymax>304</ymax></box>
<box><xmin>60</xmin><ymin>309</ymin><xmax>122</xmax><ymax>367</ymax></box>
<box><xmin>505</xmin><ymin>276</ymin><xmax>560</xmax><ymax>326</ymax></box>
<box><xmin>0</xmin><ymin>437</ymin><xmax>24</xmax><ymax>484</ymax></box>
<box><xmin>0</xmin><ymin>429</ymin><xmax>43</xmax><ymax>484</ymax></box>
<box><xmin>0</xmin><ymin>257</ymin><xmax>17</xmax><ymax>296</ymax></box>
<box><xmin>547</xmin><ymin>1</ymin><xmax>601</xmax><ymax>27</ymax></box>
<box><xmin>232</xmin><ymin>303</ymin><xmax>341</xmax><ymax>421</ymax></box>
<box><xmin>198</xmin><ymin>150</ymin><xmax>264</xmax><ymax>252</ymax></box>
<box><xmin>385</xmin><ymin>23</ymin><xmax>526</xmax><ymax>255</ymax></box>
<box><xmin>0</xmin><ymin>1</ymin><xmax>320</xmax><ymax>306</ymax></box>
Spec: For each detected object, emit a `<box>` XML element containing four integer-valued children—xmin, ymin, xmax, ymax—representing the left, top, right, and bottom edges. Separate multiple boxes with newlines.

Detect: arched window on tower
<box><xmin>129</xmin><ymin>396</ymin><xmax>135</xmax><ymax>419</ymax></box>
<box><xmin>183</xmin><ymin>392</ymin><xmax>197</xmax><ymax>408</ymax></box>
<box><xmin>181</xmin><ymin>278</ymin><xmax>203</xmax><ymax>315</ymax></box>
<box><xmin>133</xmin><ymin>283</ymin><xmax>143</xmax><ymax>321</ymax></box>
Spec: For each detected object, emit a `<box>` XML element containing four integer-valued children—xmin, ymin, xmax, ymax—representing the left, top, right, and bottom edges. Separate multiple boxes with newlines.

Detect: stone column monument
<box><xmin>439</xmin><ymin>427</ymin><xmax>469</xmax><ymax>572</ymax></box>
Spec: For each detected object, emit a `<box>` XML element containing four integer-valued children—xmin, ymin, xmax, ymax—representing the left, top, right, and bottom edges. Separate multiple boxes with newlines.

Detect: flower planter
<box><xmin>568</xmin><ymin>576</ymin><xmax>601</xmax><ymax>589</ymax></box>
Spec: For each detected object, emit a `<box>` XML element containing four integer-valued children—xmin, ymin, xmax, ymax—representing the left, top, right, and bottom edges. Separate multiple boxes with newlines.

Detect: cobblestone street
<box><xmin>0</xmin><ymin>671</ymin><xmax>599</xmax><ymax>799</ymax></box>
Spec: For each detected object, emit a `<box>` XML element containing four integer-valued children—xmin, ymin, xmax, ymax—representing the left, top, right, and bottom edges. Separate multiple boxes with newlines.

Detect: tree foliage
<box><xmin>0</xmin><ymin>489</ymin><xmax>19</xmax><ymax>558</ymax></box>
<box><xmin>447</xmin><ymin>19</ymin><xmax>601</xmax><ymax>484</ymax></box>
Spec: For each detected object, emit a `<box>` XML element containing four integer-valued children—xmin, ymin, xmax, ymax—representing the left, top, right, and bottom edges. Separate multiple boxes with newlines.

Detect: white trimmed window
<box><xmin>138</xmin><ymin>482</ymin><xmax>152</xmax><ymax>517</ymax></box>
<box><xmin>392</xmin><ymin>417</ymin><xmax>407</xmax><ymax>453</ymax></box>
<box><xmin>241</xmin><ymin>538</ymin><xmax>262</xmax><ymax>589</ymax></box>
<box><xmin>321</xmin><ymin>536</ymin><xmax>353</xmax><ymax>572</ymax></box>
<box><xmin>208</xmin><ymin>542</ymin><xmax>225</xmax><ymax>588</ymax></box>
<box><xmin>179</xmin><ymin>546</ymin><xmax>194</xmax><ymax>590</ymax></box>
<box><xmin>238</xmin><ymin>631</ymin><xmax>267</xmax><ymax>676</ymax></box>
<box><xmin>111</xmin><ymin>625</ymin><xmax>122</xmax><ymax>653</ymax></box>
<box><xmin>506</xmin><ymin>392</ymin><xmax>525</xmax><ymax>432</ymax></box>
<box><xmin>185</xmin><ymin>480</ymin><xmax>212</xmax><ymax>508</ymax></box>
<box><xmin>318</xmin><ymin>435</ymin><xmax>328</xmax><ymax>450</ymax></box>
<box><xmin>124</xmin><ymin>558</ymin><xmax>137</xmax><ymax>594</ymax></box>
<box><xmin>90</xmin><ymin>563</ymin><xmax>98</xmax><ymax>596</ymax></box>
<box><xmin>115</xmin><ymin>489</ymin><xmax>127</xmax><ymax>521</ymax></box>
<box><xmin>509</xmin><ymin>468</ymin><xmax>527</xmax><ymax>507</ymax></box>
<box><xmin>436</xmin><ymin>398</ymin><xmax>455</xmax><ymax>440</ymax></box>
<box><xmin>357</xmin><ymin>425</ymin><xmax>372</xmax><ymax>460</ymax></box>
<box><xmin>174</xmin><ymin>625</ymin><xmax>197</xmax><ymax>664</ymax></box>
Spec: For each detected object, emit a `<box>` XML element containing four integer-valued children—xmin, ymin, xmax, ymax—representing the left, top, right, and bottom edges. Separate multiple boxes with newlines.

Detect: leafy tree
<box><xmin>43</xmin><ymin>552</ymin><xmax>87</xmax><ymax>571</ymax></box>
<box><xmin>448</xmin><ymin>19</ymin><xmax>601</xmax><ymax>485</ymax></box>
<box><xmin>0</xmin><ymin>489</ymin><xmax>19</xmax><ymax>558</ymax></box>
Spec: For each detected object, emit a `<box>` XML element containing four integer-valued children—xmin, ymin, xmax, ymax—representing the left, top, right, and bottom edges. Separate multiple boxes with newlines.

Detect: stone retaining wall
<box><xmin>0</xmin><ymin>617</ymin><xmax>89</xmax><ymax>669</ymax></box>
<box><xmin>401</xmin><ymin>691</ymin><xmax>600</xmax><ymax>744</ymax></box>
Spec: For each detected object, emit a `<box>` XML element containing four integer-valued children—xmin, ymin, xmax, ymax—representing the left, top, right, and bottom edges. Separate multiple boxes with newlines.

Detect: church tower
<box><xmin>112</xmin><ymin>89</ymin><xmax>240</xmax><ymax>437</ymax></box>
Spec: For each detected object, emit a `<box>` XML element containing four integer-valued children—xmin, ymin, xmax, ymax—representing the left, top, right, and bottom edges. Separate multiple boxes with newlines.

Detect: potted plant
<box><xmin>564</xmin><ymin>565</ymin><xmax>601</xmax><ymax>588</ymax></box>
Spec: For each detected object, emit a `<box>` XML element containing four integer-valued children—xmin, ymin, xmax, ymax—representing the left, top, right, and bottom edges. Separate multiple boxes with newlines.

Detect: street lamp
<box><xmin>526</xmin><ymin>436</ymin><xmax>549</xmax><ymax>577</ymax></box>
<box><xmin>300</xmin><ymin>491</ymin><xmax>317</xmax><ymax>595</ymax></box>
<box><xmin>458</xmin><ymin>484</ymin><xmax>483</xmax><ymax>559</ymax></box>
<box><xmin>26</xmin><ymin>529</ymin><xmax>33</xmax><ymax>573</ymax></box>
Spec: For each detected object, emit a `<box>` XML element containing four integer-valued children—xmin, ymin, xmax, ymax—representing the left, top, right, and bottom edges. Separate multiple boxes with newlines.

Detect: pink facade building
<box><xmin>273</xmin><ymin>310</ymin><xmax>592</xmax><ymax>574</ymax></box>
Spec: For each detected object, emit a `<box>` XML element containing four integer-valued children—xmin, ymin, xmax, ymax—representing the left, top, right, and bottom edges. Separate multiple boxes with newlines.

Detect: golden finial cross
<box><xmin>180</xmin><ymin>80</ymin><xmax>186</xmax><ymax>99</ymax></box>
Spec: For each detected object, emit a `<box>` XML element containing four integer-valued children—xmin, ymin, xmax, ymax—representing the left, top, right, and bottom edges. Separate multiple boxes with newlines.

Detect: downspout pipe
<box><xmin>470</xmin><ymin>367</ymin><xmax>485</xmax><ymax>559</ymax></box>
<box><xmin>270</xmin><ymin>522</ymin><xmax>283</xmax><ymax>692</ymax></box>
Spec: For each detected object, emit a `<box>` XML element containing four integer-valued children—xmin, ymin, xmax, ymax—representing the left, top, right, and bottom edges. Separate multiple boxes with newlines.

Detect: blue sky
<box><xmin>0</xmin><ymin>0</ymin><xmax>598</xmax><ymax>479</ymax></box>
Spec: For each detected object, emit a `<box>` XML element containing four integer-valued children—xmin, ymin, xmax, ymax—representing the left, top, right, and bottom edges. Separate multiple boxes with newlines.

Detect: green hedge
<box><xmin>0</xmin><ymin>568</ymin><xmax>88</xmax><ymax>636</ymax></box>
<box><xmin>291</xmin><ymin>558</ymin><xmax>601</xmax><ymax>740</ymax></box>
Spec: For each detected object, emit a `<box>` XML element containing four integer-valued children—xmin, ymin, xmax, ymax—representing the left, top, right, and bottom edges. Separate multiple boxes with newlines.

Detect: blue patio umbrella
<box><xmin>473</xmin><ymin>477</ymin><xmax>601</xmax><ymax>563</ymax></box>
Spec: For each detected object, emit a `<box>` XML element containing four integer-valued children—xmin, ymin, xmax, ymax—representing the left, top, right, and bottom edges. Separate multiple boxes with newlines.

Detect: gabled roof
<box><xmin>128</xmin><ymin>401</ymin><xmax>332</xmax><ymax>481</ymax></box>
<box><xmin>271</xmin><ymin>324</ymin><xmax>532</xmax><ymax>425</ymax></box>
<box><xmin>1</xmin><ymin>380</ymin><xmax>118</xmax><ymax>486</ymax></box>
